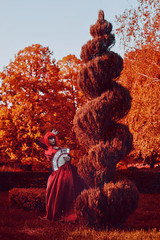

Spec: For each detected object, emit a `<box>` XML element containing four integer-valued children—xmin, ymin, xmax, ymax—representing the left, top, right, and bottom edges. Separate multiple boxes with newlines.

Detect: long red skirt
<box><xmin>45</xmin><ymin>162</ymin><xmax>85</xmax><ymax>222</ymax></box>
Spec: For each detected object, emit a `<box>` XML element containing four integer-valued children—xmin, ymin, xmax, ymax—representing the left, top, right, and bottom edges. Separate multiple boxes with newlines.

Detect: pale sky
<box><xmin>0</xmin><ymin>0</ymin><xmax>138</xmax><ymax>72</ymax></box>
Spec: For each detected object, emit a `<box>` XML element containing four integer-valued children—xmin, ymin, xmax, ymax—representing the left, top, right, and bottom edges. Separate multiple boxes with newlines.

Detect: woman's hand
<box><xmin>53</xmin><ymin>146</ymin><xmax>59</xmax><ymax>150</ymax></box>
<box><xmin>63</xmin><ymin>155</ymin><xmax>71</xmax><ymax>162</ymax></box>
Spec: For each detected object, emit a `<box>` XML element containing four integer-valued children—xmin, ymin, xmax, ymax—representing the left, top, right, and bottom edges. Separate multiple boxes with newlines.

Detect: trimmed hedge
<box><xmin>1</xmin><ymin>169</ymin><xmax>160</xmax><ymax>193</ymax></box>
<box><xmin>7</xmin><ymin>168</ymin><xmax>160</xmax><ymax>212</ymax></box>
<box><xmin>0</xmin><ymin>171</ymin><xmax>49</xmax><ymax>191</ymax></box>
<box><xmin>8</xmin><ymin>187</ymin><xmax>46</xmax><ymax>211</ymax></box>
<box><xmin>116</xmin><ymin>169</ymin><xmax>160</xmax><ymax>193</ymax></box>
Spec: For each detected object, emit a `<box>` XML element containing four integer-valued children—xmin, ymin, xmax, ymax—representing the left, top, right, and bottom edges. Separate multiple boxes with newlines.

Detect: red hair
<box><xmin>44</xmin><ymin>132</ymin><xmax>58</xmax><ymax>147</ymax></box>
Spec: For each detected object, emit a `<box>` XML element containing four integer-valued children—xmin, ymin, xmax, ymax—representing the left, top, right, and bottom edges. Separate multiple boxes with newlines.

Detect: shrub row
<box><xmin>7</xmin><ymin>168</ymin><xmax>160</xmax><ymax>212</ymax></box>
<box><xmin>1</xmin><ymin>169</ymin><xmax>160</xmax><ymax>193</ymax></box>
<box><xmin>116</xmin><ymin>169</ymin><xmax>160</xmax><ymax>193</ymax></box>
<box><xmin>0</xmin><ymin>171</ymin><xmax>49</xmax><ymax>191</ymax></box>
<box><xmin>8</xmin><ymin>187</ymin><xmax>46</xmax><ymax>211</ymax></box>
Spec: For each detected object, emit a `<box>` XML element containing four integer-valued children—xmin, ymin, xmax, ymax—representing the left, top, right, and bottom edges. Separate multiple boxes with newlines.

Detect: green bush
<box><xmin>8</xmin><ymin>188</ymin><xmax>46</xmax><ymax>211</ymax></box>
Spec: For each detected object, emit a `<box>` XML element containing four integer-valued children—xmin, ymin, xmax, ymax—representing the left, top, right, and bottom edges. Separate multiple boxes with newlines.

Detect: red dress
<box><xmin>43</xmin><ymin>133</ymin><xmax>85</xmax><ymax>222</ymax></box>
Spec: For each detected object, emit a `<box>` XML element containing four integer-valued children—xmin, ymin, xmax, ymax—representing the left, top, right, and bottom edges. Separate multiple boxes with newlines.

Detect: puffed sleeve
<box><xmin>45</xmin><ymin>147</ymin><xmax>57</xmax><ymax>162</ymax></box>
<box><xmin>45</xmin><ymin>153</ymin><xmax>52</xmax><ymax>162</ymax></box>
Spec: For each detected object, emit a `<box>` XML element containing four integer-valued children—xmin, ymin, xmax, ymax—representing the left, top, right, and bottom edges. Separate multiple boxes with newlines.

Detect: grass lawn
<box><xmin>0</xmin><ymin>191</ymin><xmax>160</xmax><ymax>240</ymax></box>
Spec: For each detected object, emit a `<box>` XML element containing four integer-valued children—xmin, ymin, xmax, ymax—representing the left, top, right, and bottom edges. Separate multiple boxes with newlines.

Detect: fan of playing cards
<box><xmin>52</xmin><ymin>148</ymin><xmax>70</xmax><ymax>171</ymax></box>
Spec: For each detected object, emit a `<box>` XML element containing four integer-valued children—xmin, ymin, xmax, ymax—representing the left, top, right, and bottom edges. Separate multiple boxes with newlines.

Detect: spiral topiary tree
<box><xmin>73</xmin><ymin>10</ymin><xmax>139</xmax><ymax>229</ymax></box>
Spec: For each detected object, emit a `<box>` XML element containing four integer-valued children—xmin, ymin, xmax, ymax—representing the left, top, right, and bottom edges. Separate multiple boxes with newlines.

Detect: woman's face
<box><xmin>48</xmin><ymin>137</ymin><xmax>56</xmax><ymax>146</ymax></box>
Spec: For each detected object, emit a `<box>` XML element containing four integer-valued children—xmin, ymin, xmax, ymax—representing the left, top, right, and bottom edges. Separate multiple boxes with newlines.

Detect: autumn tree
<box><xmin>115</xmin><ymin>0</ymin><xmax>160</xmax><ymax>167</ymax></box>
<box><xmin>57</xmin><ymin>55</ymin><xmax>85</xmax><ymax>110</ymax></box>
<box><xmin>115</xmin><ymin>0</ymin><xmax>160</xmax><ymax>52</ymax></box>
<box><xmin>73</xmin><ymin>11</ymin><xmax>139</xmax><ymax>228</ymax></box>
<box><xmin>57</xmin><ymin>55</ymin><xmax>86</xmax><ymax>163</ymax></box>
<box><xmin>119</xmin><ymin>45</ymin><xmax>160</xmax><ymax>167</ymax></box>
<box><xmin>0</xmin><ymin>44</ymin><xmax>82</xmax><ymax>170</ymax></box>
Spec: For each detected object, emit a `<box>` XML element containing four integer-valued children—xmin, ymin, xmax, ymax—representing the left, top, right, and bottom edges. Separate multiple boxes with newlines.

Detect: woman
<box><xmin>37</xmin><ymin>131</ymin><xmax>85</xmax><ymax>222</ymax></box>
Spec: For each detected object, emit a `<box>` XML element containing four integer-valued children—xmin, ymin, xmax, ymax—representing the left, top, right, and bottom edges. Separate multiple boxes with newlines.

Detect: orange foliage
<box><xmin>119</xmin><ymin>45</ymin><xmax>160</xmax><ymax>167</ymax></box>
<box><xmin>0</xmin><ymin>45</ymin><xmax>84</xmax><ymax>170</ymax></box>
<box><xmin>115</xmin><ymin>0</ymin><xmax>160</xmax><ymax>167</ymax></box>
<box><xmin>57</xmin><ymin>55</ymin><xmax>87</xmax><ymax>164</ymax></box>
<box><xmin>115</xmin><ymin>0</ymin><xmax>160</xmax><ymax>52</ymax></box>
